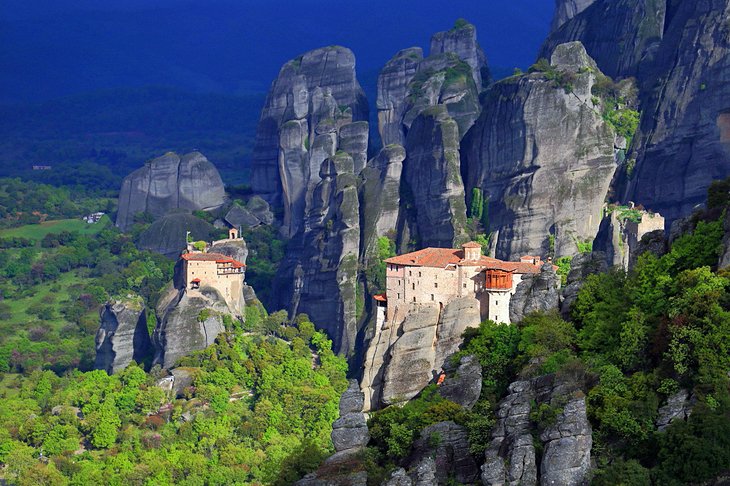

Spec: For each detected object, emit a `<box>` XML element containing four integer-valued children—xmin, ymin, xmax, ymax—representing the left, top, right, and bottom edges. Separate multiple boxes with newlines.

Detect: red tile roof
<box><xmin>191</xmin><ymin>278</ymin><xmax>201</xmax><ymax>283</ymax></box>
<box><xmin>181</xmin><ymin>252</ymin><xmax>246</xmax><ymax>267</ymax></box>
<box><xmin>385</xmin><ymin>248</ymin><xmax>540</xmax><ymax>274</ymax></box>
<box><xmin>462</xmin><ymin>241</ymin><xmax>482</xmax><ymax>248</ymax></box>
<box><xmin>373</xmin><ymin>293</ymin><xmax>387</xmax><ymax>302</ymax></box>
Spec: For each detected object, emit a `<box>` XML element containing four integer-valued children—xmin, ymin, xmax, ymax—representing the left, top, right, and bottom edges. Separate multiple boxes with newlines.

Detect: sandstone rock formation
<box><xmin>437</xmin><ymin>354</ymin><xmax>482</xmax><ymax>410</ymax></box>
<box><xmin>95</xmin><ymin>295</ymin><xmax>153</xmax><ymax>374</ymax></box>
<box><xmin>209</xmin><ymin>238</ymin><xmax>248</xmax><ymax>266</ymax></box>
<box><xmin>273</xmin><ymin>152</ymin><xmax>360</xmax><ymax>355</ymax></box>
<box><xmin>626</xmin><ymin>0</ymin><xmax>730</xmax><ymax>222</ymax></box>
<box><xmin>377</xmin><ymin>48</ymin><xmax>423</xmax><ymax>147</ymax></box>
<box><xmin>543</xmin><ymin>0</ymin><xmax>665</xmax><ymax>79</ymax></box>
<box><xmin>249</xmin><ymin>46</ymin><xmax>369</xmax><ymax>237</ymax></box>
<box><xmin>482</xmin><ymin>373</ymin><xmax>592</xmax><ymax>486</ymax></box>
<box><xmin>152</xmin><ymin>287</ymin><xmax>230</xmax><ymax>368</ymax></box>
<box><xmin>462</xmin><ymin>42</ymin><xmax>618</xmax><ymax>260</ymax></box>
<box><xmin>510</xmin><ymin>263</ymin><xmax>562</xmax><ymax>323</ymax></box>
<box><xmin>329</xmin><ymin>380</ymin><xmax>370</xmax><ymax>459</ymax></box>
<box><xmin>137</xmin><ymin>212</ymin><xmax>216</xmax><ymax>258</ymax></box>
<box><xmin>430</xmin><ymin>20</ymin><xmax>489</xmax><ymax>89</ymax></box>
<box><xmin>404</xmin><ymin>421</ymin><xmax>480</xmax><ymax>484</ymax></box>
<box><xmin>656</xmin><ymin>389</ymin><xmax>696</xmax><ymax>432</ymax></box>
<box><xmin>362</xmin><ymin>297</ymin><xmax>481</xmax><ymax>411</ymax></box>
<box><xmin>116</xmin><ymin>152</ymin><xmax>225</xmax><ymax>231</ymax></box>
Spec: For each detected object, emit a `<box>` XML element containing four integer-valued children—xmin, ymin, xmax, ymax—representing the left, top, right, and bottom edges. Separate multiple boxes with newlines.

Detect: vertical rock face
<box><xmin>403</xmin><ymin>105</ymin><xmax>469</xmax><ymax>248</ymax></box>
<box><xmin>95</xmin><ymin>296</ymin><xmax>153</xmax><ymax>374</ymax></box>
<box><xmin>462</xmin><ymin>42</ymin><xmax>618</xmax><ymax>260</ymax></box>
<box><xmin>377</xmin><ymin>48</ymin><xmax>423</xmax><ymax>147</ymax></box>
<box><xmin>626</xmin><ymin>0</ymin><xmax>730</xmax><ymax>222</ymax></box>
<box><xmin>249</xmin><ymin>46</ymin><xmax>369</xmax><ymax>237</ymax></box>
<box><xmin>274</xmin><ymin>152</ymin><xmax>361</xmax><ymax>355</ymax></box>
<box><xmin>482</xmin><ymin>373</ymin><xmax>592</xmax><ymax>486</ymax></box>
<box><xmin>551</xmin><ymin>0</ymin><xmax>597</xmax><ymax>31</ymax></box>
<box><xmin>543</xmin><ymin>0</ymin><xmax>665</xmax><ymax>79</ymax></box>
<box><xmin>116</xmin><ymin>152</ymin><xmax>226</xmax><ymax>232</ymax></box>
<box><xmin>560</xmin><ymin>251</ymin><xmax>609</xmax><ymax>318</ymax></box>
<box><xmin>152</xmin><ymin>287</ymin><xmax>230</xmax><ymax>369</ymax></box>
<box><xmin>430</xmin><ymin>20</ymin><xmax>489</xmax><ymax>89</ymax></box>
<box><xmin>361</xmin><ymin>297</ymin><xmax>481</xmax><ymax>411</ymax></box>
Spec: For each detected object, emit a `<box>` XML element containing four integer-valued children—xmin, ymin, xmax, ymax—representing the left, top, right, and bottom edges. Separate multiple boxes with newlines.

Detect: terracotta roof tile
<box><xmin>181</xmin><ymin>252</ymin><xmax>246</xmax><ymax>267</ymax></box>
<box><xmin>385</xmin><ymin>248</ymin><xmax>540</xmax><ymax>274</ymax></box>
<box><xmin>462</xmin><ymin>241</ymin><xmax>482</xmax><ymax>248</ymax></box>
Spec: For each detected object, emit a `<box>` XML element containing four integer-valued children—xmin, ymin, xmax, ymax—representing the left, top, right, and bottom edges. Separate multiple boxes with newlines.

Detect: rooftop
<box><xmin>462</xmin><ymin>241</ymin><xmax>482</xmax><ymax>248</ymax></box>
<box><xmin>385</xmin><ymin>247</ymin><xmax>541</xmax><ymax>274</ymax></box>
<box><xmin>181</xmin><ymin>251</ymin><xmax>246</xmax><ymax>268</ymax></box>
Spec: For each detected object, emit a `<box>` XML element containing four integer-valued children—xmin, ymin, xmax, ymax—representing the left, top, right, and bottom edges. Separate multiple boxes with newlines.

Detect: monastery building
<box><xmin>375</xmin><ymin>242</ymin><xmax>544</xmax><ymax>326</ymax></box>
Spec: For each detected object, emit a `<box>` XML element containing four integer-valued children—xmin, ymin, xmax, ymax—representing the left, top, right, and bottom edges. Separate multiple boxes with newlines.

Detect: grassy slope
<box><xmin>0</xmin><ymin>216</ymin><xmax>111</xmax><ymax>241</ymax></box>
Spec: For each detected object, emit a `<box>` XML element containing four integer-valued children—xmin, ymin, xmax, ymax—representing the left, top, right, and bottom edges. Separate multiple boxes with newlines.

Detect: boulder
<box><xmin>462</xmin><ymin>42</ymin><xmax>617</xmax><ymax>260</ymax></box>
<box><xmin>116</xmin><ymin>151</ymin><xmax>225</xmax><ymax>231</ymax></box>
<box><xmin>94</xmin><ymin>295</ymin><xmax>153</xmax><ymax>374</ymax></box>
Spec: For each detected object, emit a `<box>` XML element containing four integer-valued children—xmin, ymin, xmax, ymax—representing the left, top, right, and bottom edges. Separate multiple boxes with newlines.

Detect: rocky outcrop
<box><xmin>359</xmin><ymin>144</ymin><xmax>405</xmax><ymax>259</ymax></box>
<box><xmin>152</xmin><ymin>287</ymin><xmax>230</xmax><ymax>368</ymax></box>
<box><xmin>95</xmin><ymin>295</ymin><xmax>153</xmax><ymax>374</ymax></box>
<box><xmin>482</xmin><ymin>373</ymin><xmax>592</xmax><ymax>486</ymax></box>
<box><xmin>362</xmin><ymin>297</ymin><xmax>481</xmax><ymax>411</ymax></box>
<box><xmin>438</xmin><ymin>354</ymin><xmax>482</xmax><ymax>410</ymax></box>
<box><xmin>626</xmin><ymin>0</ymin><xmax>730</xmax><ymax>223</ymax></box>
<box><xmin>209</xmin><ymin>238</ymin><xmax>248</xmax><ymax>265</ymax></box>
<box><xmin>656</xmin><ymin>389</ymin><xmax>696</xmax><ymax>432</ymax></box>
<box><xmin>116</xmin><ymin>152</ymin><xmax>225</xmax><ymax>232</ymax></box>
<box><xmin>552</xmin><ymin>0</ymin><xmax>597</xmax><ymax>30</ymax></box>
<box><xmin>560</xmin><ymin>251</ymin><xmax>609</xmax><ymax>318</ymax></box>
<box><xmin>430</xmin><ymin>20</ymin><xmax>489</xmax><ymax>89</ymax></box>
<box><xmin>377</xmin><ymin>49</ymin><xmax>423</xmax><ymax>147</ymax></box>
<box><xmin>137</xmin><ymin>212</ymin><xmax>216</xmax><ymax>258</ymax></box>
<box><xmin>402</xmin><ymin>105</ymin><xmax>470</xmax><ymax>248</ymax></box>
<box><xmin>330</xmin><ymin>380</ymin><xmax>370</xmax><ymax>456</ymax></box>
<box><xmin>224</xmin><ymin>197</ymin><xmax>274</xmax><ymax>230</ymax></box>
<box><xmin>249</xmin><ymin>46</ymin><xmax>369</xmax><ymax>237</ymax></box>
<box><xmin>462</xmin><ymin>42</ymin><xmax>618</xmax><ymax>260</ymax></box>
<box><xmin>543</xmin><ymin>0</ymin><xmax>665</xmax><ymax>79</ymax></box>
<box><xmin>273</xmin><ymin>152</ymin><xmax>360</xmax><ymax>355</ymax></box>
<box><xmin>510</xmin><ymin>264</ymin><xmax>562</xmax><ymax>323</ymax></box>
<box><xmin>403</xmin><ymin>421</ymin><xmax>480</xmax><ymax>485</ymax></box>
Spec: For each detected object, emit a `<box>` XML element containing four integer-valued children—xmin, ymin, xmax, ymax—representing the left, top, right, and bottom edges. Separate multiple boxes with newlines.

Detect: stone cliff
<box><xmin>361</xmin><ymin>297</ymin><xmax>481</xmax><ymax>411</ymax></box>
<box><xmin>249</xmin><ymin>46</ymin><xmax>369</xmax><ymax>238</ymax></box>
<box><xmin>116</xmin><ymin>151</ymin><xmax>225</xmax><ymax>232</ymax></box>
<box><xmin>94</xmin><ymin>295</ymin><xmax>153</xmax><ymax>374</ymax></box>
<box><xmin>462</xmin><ymin>42</ymin><xmax>618</xmax><ymax>260</ymax></box>
<box><xmin>482</xmin><ymin>372</ymin><xmax>593</xmax><ymax>486</ymax></box>
<box><xmin>273</xmin><ymin>152</ymin><xmax>361</xmax><ymax>356</ymax></box>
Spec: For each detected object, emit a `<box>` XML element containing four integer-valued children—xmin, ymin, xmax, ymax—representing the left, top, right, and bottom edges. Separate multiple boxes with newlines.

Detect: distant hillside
<box><xmin>0</xmin><ymin>86</ymin><xmax>265</xmax><ymax>190</ymax></box>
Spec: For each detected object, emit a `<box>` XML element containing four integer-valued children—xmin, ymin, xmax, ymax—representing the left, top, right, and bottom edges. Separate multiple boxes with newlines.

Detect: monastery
<box><xmin>374</xmin><ymin>242</ymin><xmax>546</xmax><ymax>327</ymax></box>
<box><xmin>180</xmin><ymin>228</ymin><xmax>246</xmax><ymax>315</ymax></box>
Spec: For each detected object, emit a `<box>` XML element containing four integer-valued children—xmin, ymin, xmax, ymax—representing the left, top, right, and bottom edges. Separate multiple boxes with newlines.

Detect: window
<box><xmin>413</xmin><ymin>297</ymin><xmax>416</xmax><ymax>302</ymax></box>
<box><xmin>495</xmin><ymin>300</ymin><xmax>498</xmax><ymax>306</ymax></box>
<box><xmin>412</xmin><ymin>283</ymin><xmax>415</xmax><ymax>290</ymax></box>
<box><xmin>409</xmin><ymin>271</ymin><xmax>412</xmax><ymax>276</ymax></box>
<box><xmin>463</xmin><ymin>283</ymin><xmax>467</xmax><ymax>288</ymax></box>
<box><xmin>397</xmin><ymin>293</ymin><xmax>400</xmax><ymax>299</ymax></box>
<box><xmin>419</xmin><ymin>271</ymin><xmax>422</xmax><ymax>277</ymax></box>
<box><xmin>431</xmin><ymin>294</ymin><xmax>434</xmax><ymax>301</ymax></box>
<box><xmin>434</xmin><ymin>282</ymin><xmax>438</xmax><ymax>288</ymax></box>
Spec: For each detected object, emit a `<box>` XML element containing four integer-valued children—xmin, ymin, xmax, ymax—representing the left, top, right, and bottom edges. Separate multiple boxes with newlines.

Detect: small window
<box><xmin>412</xmin><ymin>283</ymin><xmax>415</xmax><ymax>290</ymax></box>
<box><xmin>495</xmin><ymin>301</ymin><xmax>499</xmax><ymax>306</ymax></box>
<box><xmin>397</xmin><ymin>293</ymin><xmax>400</xmax><ymax>299</ymax></box>
<box><xmin>409</xmin><ymin>270</ymin><xmax>412</xmax><ymax>276</ymax></box>
<box><xmin>434</xmin><ymin>282</ymin><xmax>438</xmax><ymax>288</ymax></box>
<box><xmin>419</xmin><ymin>271</ymin><xmax>422</xmax><ymax>277</ymax></box>
<box><xmin>431</xmin><ymin>294</ymin><xmax>434</xmax><ymax>301</ymax></box>
<box><xmin>413</xmin><ymin>297</ymin><xmax>416</xmax><ymax>302</ymax></box>
<box><xmin>463</xmin><ymin>283</ymin><xmax>467</xmax><ymax>288</ymax></box>
<box><xmin>494</xmin><ymin>315</ymin><xmax>498</xmax><ymax>321</ymax></box>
